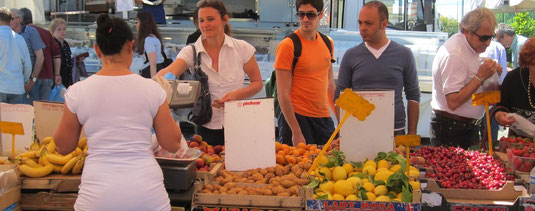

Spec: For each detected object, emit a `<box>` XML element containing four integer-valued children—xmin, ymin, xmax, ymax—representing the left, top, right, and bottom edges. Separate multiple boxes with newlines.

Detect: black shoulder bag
<box><xmin>141</xmin><ymin>48</ymin><xmax>173</xmax><ymax>78</ymax></box>
<box><xmin>188</xmin><ymin>45</ymin><xmax>213</xmax><ymax>125</ymax></box>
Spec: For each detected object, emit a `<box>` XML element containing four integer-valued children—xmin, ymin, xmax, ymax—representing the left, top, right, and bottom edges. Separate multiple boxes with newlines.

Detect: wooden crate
<box><xmin>20</xmin><ymin>174</ymin><xmax>80</xmax><ymax>210</ymax></box>
<box><xmin>20</xmin><ymin>191</ymin><xmax>77</xmax><ymax>210</ymax></box>
<box><xmin>21</xmin><ymin>174</ymin><xmax>81</xmax><ymax>192</ymax></box>
<box><xmin>196</xmin><ymin>163</ymin><xmax>223</xmax><ymax>180</ymax></box>
<box><xmin>193</xmin><ymin>179</ymin><xmax>306</xmax><ymax>209</ymax></box>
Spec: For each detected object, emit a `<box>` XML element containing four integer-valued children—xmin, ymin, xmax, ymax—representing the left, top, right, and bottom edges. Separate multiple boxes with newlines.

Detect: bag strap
<box><xmin>287</xmin><ymin>33</ymin><xmax>301</xmax><ymax>72</ymax></box>
<box><xmin>287</xmin><ymin>31</ymin><xmax>334</xmax><ymax>71</ymax></box>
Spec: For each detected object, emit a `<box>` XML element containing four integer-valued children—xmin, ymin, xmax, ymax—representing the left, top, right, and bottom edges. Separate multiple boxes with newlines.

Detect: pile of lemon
<box><xmin>312</xmin><ymin>155</ymin><xmax>421</xmax><ymax>202</ymax></box>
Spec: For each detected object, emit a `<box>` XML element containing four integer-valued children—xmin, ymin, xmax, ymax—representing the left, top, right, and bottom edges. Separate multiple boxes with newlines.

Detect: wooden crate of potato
<box><xmin>193</xmin><ymin>164</ymin><xmax>313</xmax><ymax>209</ymax></box>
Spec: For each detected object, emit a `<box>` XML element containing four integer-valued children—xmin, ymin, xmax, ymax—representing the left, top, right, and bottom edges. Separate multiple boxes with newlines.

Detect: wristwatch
<box><xmin>31</xmin><ymin>77</ymin><xmax>37</xmax><ymax>82</ymax></box>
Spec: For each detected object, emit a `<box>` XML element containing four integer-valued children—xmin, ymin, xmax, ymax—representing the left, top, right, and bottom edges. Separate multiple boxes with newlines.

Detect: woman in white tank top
<box><xmin>53</xmin><ymin>14</ymin><xmax>182</xmax><ymax>211</ymax></box>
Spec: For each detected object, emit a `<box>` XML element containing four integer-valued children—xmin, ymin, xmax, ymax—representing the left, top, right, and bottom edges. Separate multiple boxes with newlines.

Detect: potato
<box><xmin>259</xmin><ymin>168</ymin><xmax>268</xmax><ymax>175</ymax></box>
<box><xmin>238</xmin><ymin>178</ymin><xmax>248</xmax><ymax>183</ymax></box>
<box><xmin>271</xmin><ymin>185</ymin><xmax>284</xmax><ymax>195</ymax></box>
<box><xmin>275</xmin><ymin>166</ymin><xmax>284</xmax><ymax>176</ymax></box>
<box><xmin>302</xmin><ymin>162</ymin><xmax>312</xmax><ymax>171</ymax></box>
<box><xmin>247</xmin><ymin>179</ymin><xmax>255</xmax><ymax>183</ymax></box>
<box><xmin>288</xmin><ymin>185</ymin><xmax>299</xmax><ymax>195</ymax></box>
<box><xmin>223</xmin><ymin>176</ymin><xmax>233</xmax><ymax>184</ymax></box>
<box><xmin>204</xmin><ymin>184</ymin><xmax>215</xmax><ymax>192</ymax></box>
<box><xmin>264</xmin><ymin>173</ymin><xmax>275</xmax><ymax>181</ymax></box>
<box><xmin>277</xmin><ymin>191</ymin><xmax>291</xmax><ymax>196</ymax></box>
<box><xmin>256</xmin><ymin>178</ymin><xmax>268</xmax><ymax>184</ymax></box>
<box><xmin>224</xmin><ymin>182</ymin><xmax>237</xmax><ymax>189</ymax></box>
<box><xmin>202</xmin><ymin>189</ymin><xmax>212</xmax><ymax>194</ymax></box>
<box><xmin>213</xmin><ymin>190</ymin><xmax>220</xmax><ymax>194</ymax></box>
<box><xmin>296</xmin><ymin>178</ymin><xmax>309</xmax><ymax>186</ymax></box>
<box><xmin>251</xmin><ymin>173</ymin><xmax>264</xmax><ymax>181</ymax></box>
<box><xmin>280</xmin><ymin>180</ymin><xmax>296</xmax><ymax>188</ymax></box>
<box><xmin>266</xmin><ymin>167</ymin><xmax>275</xmax><ymax>174</ymax></box>
<box><xmin>283</xmin><ymin>165</ymin><xmax>292</xmax><ymax>175</ymax></box>
<box><xmin>262</xmin><ymin>189</ymin><xmax>273</xmax><ymax>196</ymax></box>
<box><xmin>238</xmin><ymin>189</ymin><xmax>249</xmax><ymax>195</ymax></box>
<box><xmin>227</xmin><ymin>189</ymin><xmax>237</xmax><ymax>194</ymax></box>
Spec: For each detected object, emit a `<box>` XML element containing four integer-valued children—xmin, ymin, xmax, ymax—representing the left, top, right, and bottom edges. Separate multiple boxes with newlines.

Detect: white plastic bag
<box><xmin>151</xmin><ymin>134</ymin><xmax>189</xmax><ymax>158</ymax></box>
<box><xmin>507</xmin><ymin>113</ymin><xmax>535</xmax><ymax>138</ymax></box>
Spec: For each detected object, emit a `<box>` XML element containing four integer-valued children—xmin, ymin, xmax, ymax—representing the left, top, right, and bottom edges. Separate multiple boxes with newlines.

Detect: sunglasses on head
<box><xmin>295</xmin><ymin>11</ymin><xmax>320</xmax><ymax>20</ymax></box>
<box><xmin>472</xmin><ymin>31</ymin><xmax>495</xmax><ymax>42</ymax></box>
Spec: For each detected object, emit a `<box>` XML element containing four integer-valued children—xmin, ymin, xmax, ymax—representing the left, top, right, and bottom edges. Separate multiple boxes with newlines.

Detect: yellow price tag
<box><xmin>0</xmin><ymin>121</ymin><xmax>24</xmax><ymax>135</ymax></box>
<box><xmin>0</xmin><ymin>121</ymin><xmax>24</xmax><ymax>157</ymax></box>
<box><xmin>395</xmin><ymin>135</ymin><xmax>421</xmax><ymax>147</ymax></box>
<box><xmin>472</xmin><ymin>90</ymin><xmax>500</xmax><ymax>106</ymax></box>
<box><xmin>335</xmin><ymin>88</ymin><xmax>375</xmax><ymax>121</ymax></box>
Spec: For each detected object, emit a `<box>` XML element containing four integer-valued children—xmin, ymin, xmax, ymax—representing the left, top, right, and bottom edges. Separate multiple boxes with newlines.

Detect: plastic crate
<box><xmin>509</xmin><ymin>154</ymin><xmax>535</xmax><ymax>172</ymax></box>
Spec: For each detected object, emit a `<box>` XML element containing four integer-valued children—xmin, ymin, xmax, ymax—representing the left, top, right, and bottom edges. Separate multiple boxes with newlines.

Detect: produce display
<box><xmin>275</xmin><ymin>142</ymin><xmax>321</xmax><ymax>165</ymax></box>
<box><xmin>412</xmin><ymin>146</ymin><xmax>511</xmax><ymax>189</ymax></box>
<box><xmin>200</xmin><ymin>163</ymin><xmax>311</xmax><ymax>197</ymax></box>
<box><xmin>16</xmin><ymin>137</ymin><xmax>87</xmax><ymax>178</ymax></box>
<box><xmin>308</xmin><ymin>151</ymin><xmax>420</xmax><ymax>202</ymax></box>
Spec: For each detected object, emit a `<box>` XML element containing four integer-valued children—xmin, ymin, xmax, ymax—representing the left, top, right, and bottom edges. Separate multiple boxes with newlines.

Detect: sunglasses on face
<box><xmin>472</xmin><ymin>31</ymin><xmax>495</xmax><ymax>42</ymax></box>
<box><xmin>295</xmin><ymin>11</ymin><xmax>320</xmax><ymax>20</ymax></box>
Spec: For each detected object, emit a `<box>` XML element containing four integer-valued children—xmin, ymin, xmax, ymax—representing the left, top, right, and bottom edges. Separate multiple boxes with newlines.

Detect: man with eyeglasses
<box><xmin>496</xmin><ymin>23</ymin><xmax>528</xmax><ymax>69</ymax></box>
<box><xmin>431</xmin><ymin>7</ymin><xmax>502</xmax><ymax>149</ymax></box>
<box><xmin>9</xmin><ymin>8</ymin><xmax>45</xmax><ymax>105</ymax></box>
<box><xmin>274</xmin><ymin>0</ymin><xmax>335</xmax><ymax>146</ymax></box>
<box><xmin>0</xmin><ymin>7</ymin><xmax>32</xmax><ymax>104</ymax></box>
<box><xmin>336</xmin><ymin>1</ymin><xmax>420</xmax><ymax>136</ymax></box>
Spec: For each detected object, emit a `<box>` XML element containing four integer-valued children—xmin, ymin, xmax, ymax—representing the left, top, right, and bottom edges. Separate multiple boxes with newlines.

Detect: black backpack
<box><xmin>265</xmin><ymin>32</ymin><xmax>334</xmax><ymax>117</ymax></box>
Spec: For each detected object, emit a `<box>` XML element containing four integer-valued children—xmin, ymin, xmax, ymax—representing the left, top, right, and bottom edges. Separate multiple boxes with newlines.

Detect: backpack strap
<box><xmin>287</xmin><ymin>32</ymin><xmax>301</xmax><ymax>72</ymax></box>
<box><xmin>318</xmin><ymin>32</ymin><xmax>335</xmax><ymax>63</ymax></box>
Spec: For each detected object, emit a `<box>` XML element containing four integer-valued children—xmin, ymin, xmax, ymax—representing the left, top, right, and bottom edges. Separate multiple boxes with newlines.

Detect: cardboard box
<box><xmin>33</xmin><ymin>101</ymin><xmax>85</xmax><ymax>142</ymax></box>
<box><xmin>0</xmin><ymin>165</ymin><xmax>19</xmax><ymax>210</ymax></box>
<box><xmin>0</xmin><ymin>103</ymin><xmax>33</xmax><ymax>155</ymax></box>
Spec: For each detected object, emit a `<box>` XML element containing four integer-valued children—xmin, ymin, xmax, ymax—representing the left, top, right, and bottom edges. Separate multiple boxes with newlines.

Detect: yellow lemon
<box><xmin>392</xmin><ymin>198</ymin><xmax>401</xmax><ymax>202</ymax></box>
<box><xmin>318</xmin><ymin>167</ymin><xmax>332</xmax><ymax>181</ymax></box>
<box><xmin>363</xmin><ymin>160</ymin><xmax>377</xmax><ymax>169</ymax></box>
<box><xmin>377</xmin><ymin>159</ymin><xmax>390</xmax><ymax>169</ymax></box>
<box><xmin>327</xmin><ymin>193</ymin><xmax>334</xmax><ymax>200</ymax></box>
<box><xmin>374</xmin><ymin>185</ymin><xmax>388</xmax><ymax>196</ymax></box>
<box><xmin>332</xmin><ymin>166</ymin><xmax>348</xmax><ymax>181</ymax></box>
<box><xmin>363</xmin><ymin>166</ymin><xmax>377</xmax><ymax>176</ymax></box>
<box><xmin>374</xmin><ymin>170</ymin><xmax>394</xmax><ymax>182</ymax></box>
<box><xmin>346</xmin><ymin>194</ymin><xmax>358</xmax><ymax>201</ymax></box>
<box><xmin>347</xmin><ymin>176</ymin><xmax>362</xmax><ymax>187</ymax></box>
<box><xmin>333</xmin><ymin>193</ymin><xmax>345</xmax><ymax>200</ymax></box>
<box><xmin>408</xmin><ymin>169</ymin><xmax>420</xmax><ymax>177</ymax></box>
<box><xmin>365</xmin><ymin>192</ymin><xmax>377</xmax><ymax>201</ymax></box>
<box><xmin>409</xmin><ymin>166</ymin><xmax>418</xmax><ymax>172</ymax></box>
<box><xmin>397</xmin><ymin>193</ymin><xmax>402</xmax><ymax>199</ymax></box>
<box><xmin>410</xmin><ymin>181</ymin><xmax>421</xmax><ymax>190</ymax></box>
<box><xmin>389</xmin><ymin>164</ymin><xmax>401</xmax><ymax>173</ymax></box>
<box><xmin>318</xmin><ymin>155</ymin><xmax>329</xmax><ymax>165</ymax></box>
<box><xmin>348</xmin><ymin>172</ymin><xmax>359</xmax><ymax>177</ymax></box>
<box><xmin>334</xmin><ymin>180</ymin><xmax>354</xmax><ymax>197</ymax></box>
<box><xmin>362</xmin><ymin>182</ymin><xmax>375</xmax><ymax>192</ymax></box>
<box><xmin>319</xmin><ymin>181</ymin><xmax>335</xmax><ymax>193</ymax></box>
<box><xmin>361</xmin><ymin>178</ymin><xmax>369</xmax><ymax>184</ymax></box>
<box><xmin>342</xmin><ymin>163</ymin><xmax>354</xmax><ymax>174</ymax></box>
<box><xmin>377</xmin><ymin>167</ymin><xmax>389</xmax><ymax>172</ymax></box>
<box><xmin>376</xmin><ymin>195</ymin><xmax>391</xmax><ymax>202</ymax></box>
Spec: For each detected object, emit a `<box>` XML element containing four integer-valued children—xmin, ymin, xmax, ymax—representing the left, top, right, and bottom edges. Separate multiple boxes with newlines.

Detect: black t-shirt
<box><xmin>498</xmin><ymin>67</ymin><xmax>535</xmax><ymax>136</ymax></box>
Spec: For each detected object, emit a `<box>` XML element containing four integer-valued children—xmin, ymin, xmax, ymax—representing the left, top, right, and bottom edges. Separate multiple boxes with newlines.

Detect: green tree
<box><xmin>439</xmin><ymin>16</ymin><xmax>459</xmax><ymax>37</ymax></box>
<box><xmin>510</xmin><ymin>12</ymin><xmax>535</xmax><ymax>37</ymax></box>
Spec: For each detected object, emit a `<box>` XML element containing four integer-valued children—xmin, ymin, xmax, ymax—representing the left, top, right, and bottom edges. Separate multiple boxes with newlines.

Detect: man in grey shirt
<box><xmin>336</xmin><ymin>1</ymin><xmax>420</xmax><ymax>135</ymax></box>
<box><xmin>10</xmin><ymin>8</ymin><xmax>45</xmax><ymax>105</ymax></box>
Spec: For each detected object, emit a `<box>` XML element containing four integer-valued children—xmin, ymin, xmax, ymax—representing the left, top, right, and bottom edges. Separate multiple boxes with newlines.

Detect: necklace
<box><xmin>528</xmin><ymin>74</ymin><xmax>535</xmax><ymax>109</ymax></box>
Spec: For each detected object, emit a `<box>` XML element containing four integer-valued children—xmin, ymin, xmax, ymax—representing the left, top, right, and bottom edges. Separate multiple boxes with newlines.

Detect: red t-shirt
<box><xmin>31</xmin><ymin>24</ymin><xmax>61</xmax><ymax>79</ymax></box>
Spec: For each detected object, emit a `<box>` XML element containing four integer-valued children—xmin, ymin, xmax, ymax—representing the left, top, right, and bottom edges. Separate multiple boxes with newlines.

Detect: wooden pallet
<box><xmin>20</xmin><ymin>174</ymin><xmax>81</xmax><ymax>192</ymax></box>
<box><xmin>0</xmin><ymin>186</ymin><xmax>21</xmax><ymax>210</ymax></box>
<box><xmin>196</xmin><ymin>163</ymin><xmax>223</xmax><ymax>180</ymax></box>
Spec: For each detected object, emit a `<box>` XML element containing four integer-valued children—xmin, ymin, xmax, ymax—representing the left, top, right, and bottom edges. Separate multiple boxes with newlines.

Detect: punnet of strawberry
<box><xmin>412</xmin><ymin>146</ymin><xmax>511</xmax><ymax>190</ymax></box>
<box><xmin>498</xmin><ymin>136</ymin><xmax>534</xmax><ymax>153</ymax></box>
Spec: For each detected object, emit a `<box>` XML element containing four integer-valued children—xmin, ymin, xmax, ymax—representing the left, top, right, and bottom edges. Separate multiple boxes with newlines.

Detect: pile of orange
<box><xmin>275</xmin><ymin>142</ymin><xmax>322</xmax><ymax>165</ymax></box>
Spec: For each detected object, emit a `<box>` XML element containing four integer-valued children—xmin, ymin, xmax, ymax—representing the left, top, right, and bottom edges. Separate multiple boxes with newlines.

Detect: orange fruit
<box><xmin>288</xmin><ymin>156</ymin><xmax>297</xmax><ymax>164</ymax></box>
<box><xmin>285</xmin><ymin>155</ymin><xmax>292</xmax><ymax>163</ymax></box>
<box><xmin>277</xmin><ymin>150</ymin><xmax>286</xmax><ymax>156</ymax></box>
<box><xmin>276</xmin><ymin>154</ymin><xmax>285</xmax><ymax>164</ymax></box>
<box><xmin>297</xmin><ymin>148</ymin><xmax>306</xmax><ymax>155</ymax></box>
<box><xmin>308</xmin><ymin>145</ymin><xmax>317</xmax><ymax>151</ymax></box>
<box><xmin>281</xmin><ymin>144</ymin><xmax>290</xmax><ymax>150</ymax></box>
<box><xmin>275</xmin><ymin>142</ymin><xmax>282</xmax><ymax>152</ymax></box>
<box><xmin>292</xmin><ymin>150</ymin><xmax>300</xmax><ymax>156</ymax></box>
<box><xmin>297</xmin><ymin>142</ymin><xmax>307</xmax><ymax>149</ymax></box>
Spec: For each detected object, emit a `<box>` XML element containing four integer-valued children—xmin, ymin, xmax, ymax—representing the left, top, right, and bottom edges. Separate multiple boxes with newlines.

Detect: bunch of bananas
<box><xmin>16</xmin><ymin>137</ymin><xmax>87</xmax><ymax>178</ymax></box>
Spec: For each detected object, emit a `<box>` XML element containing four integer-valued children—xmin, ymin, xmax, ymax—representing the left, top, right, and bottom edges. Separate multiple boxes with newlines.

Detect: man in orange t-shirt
<box><xmin>274</xmin><ymin>0</ymin><xmax>335</xmax><ymax>146</ymax></box>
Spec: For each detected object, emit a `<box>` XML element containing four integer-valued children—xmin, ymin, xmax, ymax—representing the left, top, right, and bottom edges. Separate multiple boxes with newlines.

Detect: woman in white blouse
<box><xmin>157</xmin><ymin>0</ymin><xmax>262</xmax><ymax>146</ymax></box>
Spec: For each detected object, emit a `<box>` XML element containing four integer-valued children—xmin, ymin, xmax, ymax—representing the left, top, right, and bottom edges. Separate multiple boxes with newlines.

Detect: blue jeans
<box><xmin>24</xmin><ymin>79</ymin><xmax>53</xmax><ymax>105</ymax></box>
<box><xmin>0</xmin><ymin>92</ymin><xmax>24</xmax><ymax>104</ymax></box>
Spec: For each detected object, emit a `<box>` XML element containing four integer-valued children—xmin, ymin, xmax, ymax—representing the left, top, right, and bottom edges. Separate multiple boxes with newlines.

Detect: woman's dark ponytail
<box><xmin>95</xmin><ymin>14</ymin><xmax>133</xmax><ymax>55</ymax></box>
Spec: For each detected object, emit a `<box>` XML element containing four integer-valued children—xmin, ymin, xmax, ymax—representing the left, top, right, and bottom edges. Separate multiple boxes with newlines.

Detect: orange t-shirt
<box><xmin>274</xmin><ymin>30</ymin><xmax>334</xmax><ymax>118</ymax></box>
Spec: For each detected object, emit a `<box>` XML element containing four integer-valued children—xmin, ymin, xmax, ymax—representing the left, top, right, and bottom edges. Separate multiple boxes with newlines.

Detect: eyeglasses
<box><xmin>472</xmin><ymin>31</ymin><xmax>495</xmax><ymax>42</ymax></box>
<box><xmin>295</xmin><ymin>11</ymin><xmax>320</xmax><ymax>20</ymax></box>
